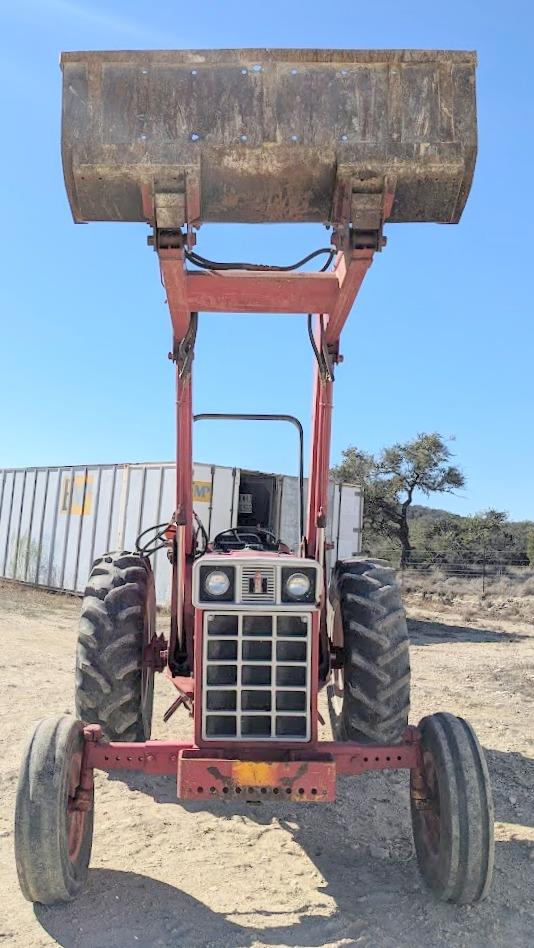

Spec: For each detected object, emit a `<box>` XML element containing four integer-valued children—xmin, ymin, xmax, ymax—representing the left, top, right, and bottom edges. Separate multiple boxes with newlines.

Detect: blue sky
<box><xmin>0</xmin><ymin>1</ymin><xmax>532</xmax><ymax>521</ymax></box>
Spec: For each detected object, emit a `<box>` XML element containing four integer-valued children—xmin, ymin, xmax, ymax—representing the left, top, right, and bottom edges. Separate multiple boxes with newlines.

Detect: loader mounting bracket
<box><xmin>148</xmin><ymin>228</ymin><xmax>188</xmax><ymax>252</ymax></box>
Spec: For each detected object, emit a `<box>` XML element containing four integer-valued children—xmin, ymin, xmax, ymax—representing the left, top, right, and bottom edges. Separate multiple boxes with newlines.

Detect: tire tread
<box><xmin>75</xmin><ymin>551</ymin><xmax>154</xmax><ymax>741</ymax></box>
<box><xmin>15</xmin><ymin>715</ymin><xmax>93</xmax><ymax>904</ymax></box>
<box><xmin>411</xmin><ymin>712</ymin><xmax>494</xmax><ymax>904</ymax></box>
<box><xmin>331</xmin><ymin>558</ymin><xmax>410</xmax><ymax>743</ymax></box>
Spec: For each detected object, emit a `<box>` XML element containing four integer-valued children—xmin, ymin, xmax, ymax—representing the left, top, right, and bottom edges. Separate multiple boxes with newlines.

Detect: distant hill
<box><xmin>365</xmin><ymin>504</ymin><xmax>534</xmax><ymax>565</ymax></box>
<box><xmin>408</xmin><ymin>503</ymin><xmax>533</xmax><ymax>534</ymax></box>
<box><xmin>408</xmin><ymin>504</ymin><xmax>463</xmax><ymax>522</ymax></box>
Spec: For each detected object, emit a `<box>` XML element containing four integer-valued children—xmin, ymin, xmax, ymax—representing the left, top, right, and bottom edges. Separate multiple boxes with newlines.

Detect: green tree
<box><xmin>422</xmin><ymin>514</ymin><xmax>469</xmax><ymax>565</ymax></box>
<box><xmin>465</xmin><ymin>509</ymin><xmax>527</xmax><ymax>565</ymax></box>
<box><xmin>528</xmin><ymin>532</ymin><xmax>534</xmax><ymax>567</ymax></box>
<box><xmin>466</xmin><ymin>510</ymin><xmax>507</xmax><ymax>548</ymax></box>
<box><xmin>332</xmin><ymin>433</ymin><xmax>465</xmax><ymax>566</ymax></box>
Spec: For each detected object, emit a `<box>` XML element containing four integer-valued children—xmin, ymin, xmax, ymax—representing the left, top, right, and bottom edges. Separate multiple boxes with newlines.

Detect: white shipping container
<box><xmin>0</xmin><ymin>462</ymin><xmax>362</xmax><ymax>604</ymax></box>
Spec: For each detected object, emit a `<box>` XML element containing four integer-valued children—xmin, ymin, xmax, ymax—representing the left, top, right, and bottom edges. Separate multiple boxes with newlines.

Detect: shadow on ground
<box><xmin>48</xmin><ymin>746</ymin><xmax>534</xmax><ymax>947</ymax></box>
<box><xmin>35</xmin><ymin>868</ymin><xmax>258</xmax><ymax>948</ymax></box>
<box><xmin>407</xmin><ymin>617</ymin><xmax>527</xmax><ymax>645</ymax></box>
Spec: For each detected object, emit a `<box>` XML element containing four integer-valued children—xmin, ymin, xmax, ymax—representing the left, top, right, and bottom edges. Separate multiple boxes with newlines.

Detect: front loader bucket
<box><xmin>60</xmin><ymin>48</ymin><xmax>477</xmax><ymax>228</ymax></box>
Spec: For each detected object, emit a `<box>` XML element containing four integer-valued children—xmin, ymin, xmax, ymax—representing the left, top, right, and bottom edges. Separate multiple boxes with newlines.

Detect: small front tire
<box><xmin>411</xmin><ymin>712</ymin><xmax>494</xmax><ymax>904</ymax></box>
<box><xmin>15</xmin><ymin>714</ymin><xmax>94</xmax><ymax>905</ymax></box>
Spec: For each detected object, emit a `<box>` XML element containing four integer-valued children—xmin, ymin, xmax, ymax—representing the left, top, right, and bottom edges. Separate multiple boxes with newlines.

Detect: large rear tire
<box><xmin>328</xmin><ymin>558</ymin><xmax>410</xmax><ymax>743</ymax></box>
<box><xmin>411</xmin><ymin>712</ymin><xmax>494</xmax><ymax>903</ymax></box>
<box><xmin>15</xmin><ymin>715</ymin><xmax>94</xmax><ymax>904</ymax></box>
<box><xmin>75</xmin><ymin>551</ymin><xmax>155</xmax><ymax>742</ymax></box>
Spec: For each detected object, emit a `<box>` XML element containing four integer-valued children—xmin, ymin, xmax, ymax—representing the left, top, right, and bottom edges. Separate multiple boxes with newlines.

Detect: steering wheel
<box><xmin>212</xmin><ymin>527</ymin><xmax>279</xmax><ymax>551</ymax></box>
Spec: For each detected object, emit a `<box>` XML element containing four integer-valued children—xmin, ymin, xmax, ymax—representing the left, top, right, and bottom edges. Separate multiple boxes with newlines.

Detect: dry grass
<box><xmin>401</xmin><ymin>568</ymin><xmax>534</xmax><ymax>623</ymax></box>
<box><xmin>0</xmin><ymin>578</ymin><xmax>79</xmax><ymax>617</ymax></box>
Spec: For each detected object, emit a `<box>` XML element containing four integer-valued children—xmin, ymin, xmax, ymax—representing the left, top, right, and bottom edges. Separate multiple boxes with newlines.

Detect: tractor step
<box><xmin>177</xmin><ymin>751</ymin><xmax>336</xmax><ymax>801</ymax></box>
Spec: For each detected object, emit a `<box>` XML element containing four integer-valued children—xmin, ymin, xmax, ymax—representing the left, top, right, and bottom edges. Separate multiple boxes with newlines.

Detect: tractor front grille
<box><xmin>202</xmin><ymin>612</ymin><xmax>311</xmax><ymax>741</ymax></box>
<box><xmin>240</xmin><ymin>566</ymin><xmax>276</xmax><ymax>604</ymax></box>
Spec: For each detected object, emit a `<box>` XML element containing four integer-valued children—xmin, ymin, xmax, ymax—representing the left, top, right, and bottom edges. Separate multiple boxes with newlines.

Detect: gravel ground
<box><xmin>0</xmin><ymin>580</ymin><xmax>533</xmax><ymax>947</ymax></box>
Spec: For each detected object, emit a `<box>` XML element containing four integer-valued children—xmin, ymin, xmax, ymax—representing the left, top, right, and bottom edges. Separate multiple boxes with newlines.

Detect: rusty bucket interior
<box><xmin>60</xmin><ymin>48</ymin><xmax>477</xmax><ymax>230</ymax></box>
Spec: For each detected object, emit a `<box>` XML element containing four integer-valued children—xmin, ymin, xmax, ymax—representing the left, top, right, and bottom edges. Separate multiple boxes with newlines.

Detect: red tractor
<box><xmin>15</xmin><ymin>48</ymin><xmax>494</xmax><ymax>906</ymax></box>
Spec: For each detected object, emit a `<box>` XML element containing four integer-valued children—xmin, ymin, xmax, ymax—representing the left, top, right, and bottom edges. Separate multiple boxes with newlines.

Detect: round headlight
<box><xmin>204</xmin><ymin>570</ymin><xmax>230</xmax><ymax>597</ymax></box>
<box><xmin>286</xmin><ymin>572</ymin><xmax>311</xmax><ymax>599</ymax></box>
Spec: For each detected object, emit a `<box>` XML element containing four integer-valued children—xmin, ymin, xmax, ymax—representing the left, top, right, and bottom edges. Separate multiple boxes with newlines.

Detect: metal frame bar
<box><xmin>152</xmin><ymin>464</ymin><xmax>166</xmax><ymax>590</ymax></box>
<box><xmin>0</xmin><ymin>470</ymin><xmax>6</xmax><ymax>531</ymax></box>
<box><xmin>185</xmin><ymin>270</ymin><xmax>343</xmax><ymax>314</ymax></box>
<box><xmin>34</xmin><ymin>469</ymin><xmax>50</xmax><ymax>584</ymax></box>
<box><xmin>117</xmin><ymin>464</ymin><xmax>131</xmax><ymax>550</ymax></box>
<box><xmin>88</xmin><ymin>466</ymin><xmax>103</xmax><ymax>570</ymax></box>
<box><xmin>59</xmin><ymin>467</ymin><xmax>75</xmax><ymax>589</ymax></box>
<box><xmin>207</xmin><ymin>465</ymin><xmax>215</xmax><ymax>537</ymax></box>
<box><xmin>105</xmin><ymin>465</ymin><xmax>118</xmax><ymax>552</ymax></box>
<box><xmin>306</xmin><ymin>248</ymin><xmax>374</xmax><ymax>557</ymax></box>
<box><xmin>83</xmin><ymin>725</ymin><xmax>421</xmax><ymax>784</ymax></box>
<box><xmin>137</xmin><ymin>467</ymin><xmax>148</xmax><ymax>537</ymax></box>
<box><xmin>73</xmin><ymin>467</ymin><xmax>89</xmax><ymax>591</ymax></box>
<box><xmin>229</xmin><ymin>468</ymin><xmax>237</xmax><ymax>530</ymax></box>
<box><xmin>13</xmin><ymin>469</ymin><xmax>27</xmax><ymax>579</ymax></box>
<box><xmin>23</xmin><ymin>470</ymin><xmax>38</xmax><ymax>582</ymax></box>
<box><xmin>2</xmin><ymin>471</ymin><xmax>16</xmax><ymax>576</ymax></box>
<box><xmin>47</xmin><ymin>468</ymin><xmax>63</xmax><ymax>586</ymax></box>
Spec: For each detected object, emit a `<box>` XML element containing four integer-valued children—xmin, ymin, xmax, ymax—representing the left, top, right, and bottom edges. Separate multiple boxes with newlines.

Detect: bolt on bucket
<box><xmin>60</xmin><ymin>48</ymin><xmax>477</xmax><ymax>229</ymax></box>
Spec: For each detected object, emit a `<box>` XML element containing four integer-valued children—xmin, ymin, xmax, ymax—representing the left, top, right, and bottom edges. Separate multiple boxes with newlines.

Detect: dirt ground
<box><xmin>1</xmin><ymin>581</ymin><xmax>533</xmax><ymax>948</ymax></box>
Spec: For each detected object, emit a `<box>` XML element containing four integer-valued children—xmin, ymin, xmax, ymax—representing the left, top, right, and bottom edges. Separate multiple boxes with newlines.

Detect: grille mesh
<box><xmin>241</xmin><ymin>566</ymin><xmax>276</xmax><ymax>603</ymax></box>
<box><xmin>202</xmin><ymin>613</ymin><xmax>310</xmax><ymax>741</ymax></box>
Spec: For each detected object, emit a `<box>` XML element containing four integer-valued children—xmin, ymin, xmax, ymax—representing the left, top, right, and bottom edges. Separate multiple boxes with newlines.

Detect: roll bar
<box><xmin>193</xmin><ymin>413</ymin><xmax>304</xmax><ymax>542</ymax></box>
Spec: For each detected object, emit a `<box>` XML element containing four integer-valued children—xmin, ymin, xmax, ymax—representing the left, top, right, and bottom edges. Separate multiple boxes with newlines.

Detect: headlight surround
<box><xmin>281</xmin><ymin>566</ymin><xmax>317</xmax><ymax>603</ymax></box>
<box><xmin>199</xmin><ymin>565</ymin><xmax>235</xmax><ymax>602</ymax></box>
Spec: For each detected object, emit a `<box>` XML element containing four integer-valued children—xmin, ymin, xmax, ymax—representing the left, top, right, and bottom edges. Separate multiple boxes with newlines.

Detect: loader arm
<box><xmin>158</xmin><ymin>228</ymin><xmax>387</xmax><ymax>663</ymax></box>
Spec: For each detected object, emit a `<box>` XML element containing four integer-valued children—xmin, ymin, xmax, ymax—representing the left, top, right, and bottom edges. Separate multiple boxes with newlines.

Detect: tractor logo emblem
<box><xmin>253</xmin><ymin>570</ymin><xmax>264</xmax><ymax>595</ymax></box>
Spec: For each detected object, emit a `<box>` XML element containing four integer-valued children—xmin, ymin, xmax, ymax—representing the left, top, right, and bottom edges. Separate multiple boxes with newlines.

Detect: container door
<box><xmin>208</xmin><ymin>466</ymin><xmax>240</xmax><ymax>541</ymax></box>
<box><xmin>335</xmin><ymin>484</ymin><xmax>363</xmax><ymax>561</ymax></box>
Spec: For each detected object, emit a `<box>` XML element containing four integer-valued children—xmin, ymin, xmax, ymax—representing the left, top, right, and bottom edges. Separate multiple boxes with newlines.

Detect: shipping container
<box><xmin>0</xmin><ymin>462</ymin><xmax>362</xmax><ymax>604</ymax></box>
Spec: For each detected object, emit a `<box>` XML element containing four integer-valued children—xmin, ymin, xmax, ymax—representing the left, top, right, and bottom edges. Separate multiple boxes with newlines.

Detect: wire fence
<box><xmin>369</xmin><ymin>549</ymin><xmax>534</xmax><ymax>596</ymax></box>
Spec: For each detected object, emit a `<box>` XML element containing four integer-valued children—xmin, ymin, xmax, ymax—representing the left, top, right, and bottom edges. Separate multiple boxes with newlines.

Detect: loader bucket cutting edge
<box><xmin>60</xmin><ymin>48</ymin><xmax>477</xmax><ymax>228</ymax></box>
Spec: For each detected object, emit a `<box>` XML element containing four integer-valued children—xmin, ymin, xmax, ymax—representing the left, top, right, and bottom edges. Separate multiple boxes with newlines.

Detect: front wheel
<box><xmin>15</xmin><ymin>715</ymin><xmax>94</xmax><ymax>904</ymax></box>
<box><xmin>411</xmin><ymin>712</ymin><xmax>494</xmax><ymax>904</ymax></box>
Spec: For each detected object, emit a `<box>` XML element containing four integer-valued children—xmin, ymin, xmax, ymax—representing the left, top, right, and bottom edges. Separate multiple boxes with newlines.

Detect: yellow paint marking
<box><xmin>71</xmin><ymin>474</ymin><xmax>93</xmax><ymax>515</ymax></box>
<box><xmin>60</xmin><ymin>474</ymin><xmax>93</xmax><ymax>516</ymax></box>
<box><xmin>232</xmin><ymin>762</ymin><xmax>277</xmax><ymax>787</ymax></box>
<box><xmin>193</xmin><ymin>481</ymin><xmax>212</xmax><ymax>503</ymax></box>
